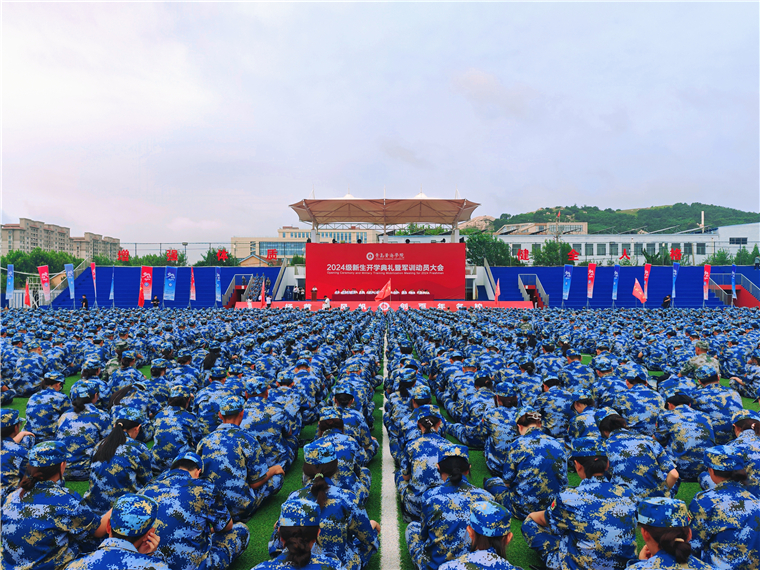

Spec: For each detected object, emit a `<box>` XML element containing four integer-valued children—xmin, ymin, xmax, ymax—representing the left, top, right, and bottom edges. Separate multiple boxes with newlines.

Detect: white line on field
<box><xmin>380</xmin><ymin>331</ymin><xmax>401</xmax><ymax>570</ymax></box>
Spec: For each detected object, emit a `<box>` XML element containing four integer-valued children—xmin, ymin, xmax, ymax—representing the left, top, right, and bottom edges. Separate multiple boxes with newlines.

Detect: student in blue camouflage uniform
<box><xmin>522</xmin><ymin>436</ymin><xmax>638</xmax><ymax>570</ymax></box>
<box><xmin>567</xmin><ymin>389</ymin><xmax>599</xmax><ymax>440</ymax></box>
<box><xmin>331</xmin><ymin>382</ymin><xmax>378</xmax><ymax>460</ymax></box>
<box><xmin>729</xmin><ymin>349</ymin><xmax>760</xmax><ymax>399</ymax></box>
<box><xmin>558</xmin><ymin>348</ymin><xmax>594</xmax><ymax>389</ymax></box>
<box><xmin>241</xmin><ymin>377</ymin><xmax>296</xmax><ymax>471</ymax></box>
<box><xmin>85</xmin><ymin>406</ymin><xmax>153</xmax><ymax>515</ymax></box>
<box><xmin>151</xmin><ymin>384</ymin><xmax>202</xmax><ymax>472</ymax></box>
<box><xmin>532</xmin><ymin>375</ymin><xmax>574</xmax><ymax>441</ymax></box>
<box><xmin>270</xmin><ymin>441</ymin><xmax>379</xmax><ymax>570</ymax></box>
<box><xmin>717</xmin><ymin>410</ymin><xmax>760</xmax><ymax>497</ymax></box>
<box><xmin>197</xmin><ymin>395</ymin><xmax>285</xmax><ymax>522</ymax></box>
<box><xmin>631</xmin><ymin>497</ymin><xmax>711</xmax><ymax>569</ymax></box>
<box><xmin>397</xmin><ymin>405</ymin><xmax>453</xmax><ymax>520</ymax></box>
<box><xmin>614</xmin><ymin>369</ymin><xmax>664</xmax><ymax>437</ymax></box>
<box><xmin>437</xmin><ymin>500</ymin><xmax>518</xmax><ymax>570</ymax></box>
<box><xmin>194</xmin><ymin>367</ymin><xmax>232</xmax><ymax>438</ymax></box>
<box><xmin>105</xmin><ymin>350</ymin><xmax>145</xmax><ymax>401</ymax></box>
<box><xmin>12</xmin><ymin>340</ymin><xmax>49</xmax><ymax>397</ymax></box>
<box><xmin>482</xmin><ymin>383</ymin><xmax>520</xmax><ymax>475</ymax></box>
<box><xmin>56</xmin><ymin>379</ymin><xmax>112</xmax><ymax>480</ymax></box>
<box><xmin>1</xmin><ymin>408</ymin><xmax>35</xmax><ymax>499</ymax></box>
<box><xmin>254</xmin><ymin>497</ymin><xmax>344</xmax><ymax>570</ymax></box>
<box><xmin>691</xmin><ymin>365</ymin><xmax>744</xmax><ymax>445</ymax></box>
<box><xmin>25</xmin><ymin>371</ymin><xmax>71</xmax><ymax>442</ymax></box>
<box><xmin>2</xmin><ymin>441</ymin><xmax>109</xmax><ymax>570</ymax></box>
<box><xmin>484</xmin><ymin>408</ymin><xmax>568</xmax><ymax>519</ymax></box>
<box><xmin>110</xmin><ymin>381</ymin><xmax>161</xmax><ymax>442</ymax></box>
<box><xmin>655</xmin><ymin>391</ymin><xmax>715</xmax><ymax>482</ymax></box>
<box><xmin>406</xmin><ymin>445</ymin><xmax>494</xmax><ymax>570</ymax></box>
<box><xmin>140</xmin><ymin>451</ymin><xmax>250</xmax><ymax>570</ymax></box>
<box><xmin>2</xmin><ymin>334</ymin><xmax>25</xmax><ymax>380</ymax></box>
<box><xmin>688</xmin><ymin>446</ymin><xmax>760</xmax><ymax>570</ymax></box>
<box><xmin>596</xmin><ymin>408</ymin><xmax>679</xmax><ymax>500</ymax></box>
<box><xmin>66</xmin><ymin>493</ymin><xmax>169</xmax><ymax>570</ymax></box>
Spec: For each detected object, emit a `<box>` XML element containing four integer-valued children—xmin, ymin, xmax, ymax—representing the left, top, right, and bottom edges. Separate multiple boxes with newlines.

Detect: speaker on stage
<box><xmin>405</xmin><ymin>239</ymin><xmax>411</xmax><ymax>244</ymax></box>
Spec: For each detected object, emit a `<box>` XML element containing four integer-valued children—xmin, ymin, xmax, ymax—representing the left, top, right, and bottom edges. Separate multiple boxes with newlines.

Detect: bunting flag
<box><xmin>731</xmin><ymin>264</ymin><xmax>737</xmax><ymax>299</ymax></box>
<box><xmin>215</xmin><ymin>268</ymin><xmax>222</xmax><ymax>303</ymax></box>
<box><xmin>65</xmin><ymin>263</ymin><xmax>75</xmax><ymax>300</ymax></box>
<box><xmin>643</xmin><ymin>263</ymin><xmax>652</xmax><ymax>301</ymax></box>
<box><xmin>109</xmin><ymin>267</ymin><xmax>115</xmax><ymax>301</ymax></box>
<box><xmin>671</xmin><ymin>262</ymin><xmax>680</xmax><ymax>299</ymax></box>
<box><xmin>632</xmin><ymin>278</ymin><xmax>647</xmax><ymax>304</ymax></box>
<box><xmin>375</xmin><ymin>279</ymin><xmax>392</xmax><ymax>301</ymax></box>
<box><xmin>562</xmin><ymin>265</ymin><xmax>573</xmax><ymax>301</ymax></box>
<box><xmin>90</xmin><ymin>262</ymin><xmax>97</xmax><ymax>300</ymax></box>
<box><xmin>586</xmin><ymin>263</ymin><xmax>597</xmax><ymax>299</ymax></box>
<box><xmin>494</xmin><ymin>279</ymin><xmax>501</xmax><ymax>307</ymax></box>
<box><xmin>5</xmin><ymin>264</ymin><xmax>14</xmax><ymax>297</ymax></box>
<box><xmin>702</xmin><ymin>265</ymin><xmax>711</xmax><ymax>301</ymax></box>
<box><xmin>163</xmin><ymin>266</ymin><xmax>178</xmax><ymax>302</ymax></box>
<box><xmin>190</xmin><ymin>267</ymin><xmax>197</xmax><ymax>301</ymax></box>
<box><xmin>611</xmin><ymin>264</ymin><xmax>620</xmax><ymax>301</ymax></box>
<box><xmin>37</xmin><ymin>265</ymin><xmax>51</xmax><ymax>304</ymax></box>
<box><xmin>24</xmin><ymin>281</ymin><xmax>31</xmax><ymax>306</ymax></box>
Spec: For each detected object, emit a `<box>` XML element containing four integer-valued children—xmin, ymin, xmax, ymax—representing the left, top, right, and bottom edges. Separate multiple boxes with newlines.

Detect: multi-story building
<box><xmin>1</xmin><ymin>218</ymin><xmax>121</xmax><ymax>261</ymax></box>
<box><xmin>231</xmin><ymin>226</ymin><xmax>380</xmax><ymax>260</ymax></box>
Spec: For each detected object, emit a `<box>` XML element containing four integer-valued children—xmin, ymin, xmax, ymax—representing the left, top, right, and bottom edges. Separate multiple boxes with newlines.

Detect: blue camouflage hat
<box><xmin>177</xmin><ymin>348</ymin><xmax>192</xmax><ymax>358</ymax></box>
<box><xmin>463</xmin><ymin>358</ymin><xmax>479</xmax><ymax>368</ymax></box>
<box><xmin>245</xmin><ymin>377</ymin><xmax>268</xmax><ymax>395</ymax></box>
<box><xmin>209</xmin><ymin>366</ymin><xmax>227</xmax><ymax>379</ymax></box>
<box><xmin>279</xmin><ymin>497</ymin><xmax>320</xmax><ymax>527</ymax></box>
<box><xmin>295</xmin><ymin>359</ymin><xmax>311</xmax><ymax>368</ymax></box>
<box><xmin>442</xmin><ymin>444</ymin><xmax>469</xmax><ymax>460</ymax></box>
<box><xmin>111</xmin><ymin>494</ymin><xmax>159</xmax><ymax>538</ymax></box>
<box><xmin>494</xmin><ymin>382</ymin><xmax>517</xmax><ymax>398</ymax></box>
<box><xmin>637</xmin><ymin>497</ymin><xmax>690</xmax><ymax>528</ymax></box>
<box><xmin>516</xmin><ymin>407</ymin><xmax>542</xmax><ymax>423</ymax></box>
<box><xmin>704</xmin><ymin>446</ymin><xmax>745</xmax><ymax>471</ymax></box>
<box><xmin>29</xmin><ymin>441</ymin><xmax>68</xmax><ymax>467</ymax></box>
<box><xmin>571</xmin><ymin>388</ymin><xmax>593</xmax><ymax>402</ymax></box>
<box><xmin>409</xmin><ymin>384</ymin><xmax>432</xmax><ymax>400</ymax></box>
<box><xmin>219</xmin><ymin>395</ymin><xmax>245</xmax><ymax>416</ymax></box>
<box><xmin>150</xmin><ymin>358</ymin><xmax>168</xmax><ymax>370</ymax></box>
<box><xmin>83</xmin><ymin>357</ymin><xmax>102</xmax><ymax>370</ymax></box>
<box><xmin>412</xmin><ymin>404</ymin><xmax>443</xmax><ymax>423</ymax></box>
<box><xmin>172</xmin><ymin>451</ymin><xmax>204</xmax><ymax>472</ymax></box>
<box><xmin>570</xmin><ymin>437</ymin><xmax>605</xmax><ymax>458</ymax></box>
<box><xmin>594</xmin><ymin>356</ymin><xmax>613</xmax><ymax>371</ymax></box>
<box><xmin>594</xmin><ymin>407</ymin><xmax>621</xmax><ymax>427</ymax></box>
<box><xmin>43</xmin><ymin>371</ymin><xmax>65</xmax><ymax>383</ymax></box>
<box><xmin>229</xmin><ymin>363</ymin><xmax>245</xmax><ymax>375</ymax></box>
<box><xmin>277</xmin><ymin>371</ymin><xmax>294</xmax><ymax>384</ymax></box>
<box><xmin>304</xmin><ymin>440</ymin><xmax>337</xmax><ymax>464</ymax></box>
<box><xmin>113</xmin><ymin>406</ymin><xmax>145</xmax><ymax>424</ymax></box>
<box><xmin>694</xmin><ymin>365</ymin><xmax>718</xmax><ymax>382</ymax></box>
<box><xmin>732</xmin><ymin>409</ymin><xmax>760</xmax><ymax>424</ymax></box>
<box><xmin>70</xmin><ymin>379</ymin><xmax>99</xmax><ymax>400</ymax></box>
<box><xmin>122</xmin><ymin>350</ymin><xmax>137</xmax><ymax>361</ymax></box>
<box><xmin>622</xmin><ymin>368</ymin><xmax>648</xmax><ymax>383</ymax></box>
<box><xmin>27</xmin><ymin>340</ymin><xmax>40</xmax><ymax>349</ymax></box>
<box><xmin>565</xmin><ymin>348</ymin><xmax>581</xmax><ymax>358</ymax></box>
<box><xmin>169</xmin><ymin>384</ymin><xmax>193</xmax><ymax>399</ymax></box>
<box><xmin>1</xmin><ymin>409</ymin><xmax>24</xmax><ymax>429</ymax></box>
<box><xmin>333</xmin><ymin>383</ymin><xmax>355</xmax><ymax>396</ymax></box>
<box><xmin>469</xmin><ymin>500</ymin><xmax>511</xmax><ymax>537</ymax></box>
<box><xmin>319</xmin><ymin>406</ymin><xmax>342</xmax><ymax>422</ymax></box>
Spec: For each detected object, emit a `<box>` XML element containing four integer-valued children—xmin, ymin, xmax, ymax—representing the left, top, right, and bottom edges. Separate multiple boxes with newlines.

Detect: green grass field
<box><xmin>3</xmin><ymin>356</ymin><xmax>758</xmax><ymax>570</ymax></box>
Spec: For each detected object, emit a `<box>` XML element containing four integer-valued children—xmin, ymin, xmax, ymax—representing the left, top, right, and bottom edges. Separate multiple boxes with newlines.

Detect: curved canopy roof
<box><xmin>289</xmin><ymin>196</ymin><xmax>480</xmax><ymax>226</ymax></box>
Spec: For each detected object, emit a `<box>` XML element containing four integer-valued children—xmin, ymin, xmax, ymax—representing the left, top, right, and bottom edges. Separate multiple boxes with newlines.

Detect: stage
<box><xmin>235</xmin><ymin>300</ymin><xmax>534</xmax><ymax>311</ymax></box>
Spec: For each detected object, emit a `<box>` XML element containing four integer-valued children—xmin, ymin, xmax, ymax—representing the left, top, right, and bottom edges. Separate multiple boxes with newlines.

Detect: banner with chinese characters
<box><xmin>5</xmin><ymin>265</ymin><xmax>13</xmax><ymax>297</ymax></box>
<box><xmin>215</xmin><ymin>267</ymin><xmax>222</xmax><ymax>302</ymax></box>
<box><xmin>38</xmin><ymin>265</ymin><xmax>51</xmax><ymax>303</ymax></box>
<box><xmin>671</xmin><ymin>262</ymin><xmax>680</xmax><ymax>299</ymax></box>
<box><xmin>305</xmin><ymin>243</ymin><xmax>466</xmax><ymax>299</ymax></box>
<box><xmin>586</xmin><ymin>263</ymin><xmax>597</xmax><ymax>299</ymax></box>
<box><xmin>702</xmin><ymin>265</ymin><xmax>711</xmax><ymax>301</ymax></box>
<box><xmin>562</xmin><ymin>265</ymin><xmax>573</xmax><ymax>301</ymax></box>
<box><xmin>91</xmin><ymin>263</ymin><xmax>97</xmax><ymax>300</ymax></box>
<box><xmin>140</xmin><ymin>266</ymin><xmax>153</xmax><ymax>301</ymax></box>
<box><xmin>163</xmin><ymin>266</ymin><xmax>178</xmax><ymax>301</ymax></box>
<box><xmin>235</xmin><ymin>300</ymin><xmax>533</xmax><ymax>311</ymax></box>
<box><xmin>643</xmin><ymin>263</ymin><xmax>652</xmax><ymax>301</ymax></box>
<box><xmin>65</xmin><ymin>263</ymin><xmax>75</xmax><ymax>299</ymax></box>
<box><xmin>612</xmin><ymin>264</ymin><xmax>620</xmax><ymax>301</ymax></box>
<box><xmin>731</xmin><ymin>264</ymin><xmax>737</xmax><ymax>299</ymax></box>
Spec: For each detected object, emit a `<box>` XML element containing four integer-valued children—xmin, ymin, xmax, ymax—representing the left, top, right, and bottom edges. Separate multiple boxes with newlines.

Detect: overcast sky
<box><xmin>3</xmin><ymin>2</ymin><xmax>758</xmax><ymax>250</ymax></box>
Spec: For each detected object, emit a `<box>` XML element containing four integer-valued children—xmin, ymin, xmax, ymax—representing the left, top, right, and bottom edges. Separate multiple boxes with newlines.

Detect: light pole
<box><xmin>182</xmin><ymin>242</ymin><xmax>188</xmax><ymax>265</ymax></box>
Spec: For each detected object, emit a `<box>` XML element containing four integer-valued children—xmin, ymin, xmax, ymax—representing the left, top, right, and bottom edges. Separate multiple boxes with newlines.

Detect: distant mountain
<box><xmin>493</xmin><ymin>203</ymin><xmax>759</xmax><ymax>234</ymax></box>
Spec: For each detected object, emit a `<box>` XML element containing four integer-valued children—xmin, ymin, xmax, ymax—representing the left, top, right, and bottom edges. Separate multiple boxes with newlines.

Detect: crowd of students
<box><xmin>0</xmin><ymin>305</ymin><xmax>759</xmax><ymax>570</ymax></box>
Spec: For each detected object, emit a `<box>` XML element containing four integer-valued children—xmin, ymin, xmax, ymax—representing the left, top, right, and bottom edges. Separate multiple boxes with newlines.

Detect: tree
<box><xmin>465</xmin><ymin>233</ymin><xmax>520</xmax><ymax>266</ymax></box>
<box><xmin>701</xmin><ymin>249</ymin><xmax>734</xmax><ymax>266</ymax></box>
<box><xmin>194</xmin><ymin>248</ymin><xmax>240</xmax><ymax>267</ymax></box>
<box><xmin>1</xmin><ymin>248</ymin><xmax>84</xmax><ymax>288</ymax></box>
<box><xmin>532</xmin><ymin>240</ymin><xmax>574</xmax><ymax>266</ymax></box>
<box><xmin>290</xmin><ymin>255</ymin><xmax>305</xmax><ymax>265</ymax></box>
<box><xmin>734</xmin><ymin>244</ymin><xmax>759</xmax><ymax>266</ymax></box>
<box><xmin>642</xmin><ymin>249</ymin><xmax>673</xmax><ymax>266</ymax></box>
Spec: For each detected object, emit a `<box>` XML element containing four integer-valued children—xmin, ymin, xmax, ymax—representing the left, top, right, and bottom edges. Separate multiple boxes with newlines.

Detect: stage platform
<box><xmin>235</xmin><ymin>300</ymin><xmax>534</xmax><ymax>311</ymax></box>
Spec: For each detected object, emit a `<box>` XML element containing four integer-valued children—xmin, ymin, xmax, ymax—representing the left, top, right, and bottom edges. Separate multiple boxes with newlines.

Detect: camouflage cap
<box><xmin>332</xmin><ymin>383</ymin><xmax>355</xmax><ymax>396</ymax></box>
<box><xmin>412</xmin><ymin>404</ymin><xmax>443</xmax><ymax>423</ymax></box>
<box><xmin>279</xmin><ymin>497</ymin><xmax>320</xmax><ymax>527</ymax></box>
<box><xmin>637</xmin><ymin>497</ymin><xmax>690</xmax><ymax>528</ymax></box>
<box><xmin>704</xmin><ymin>445</ymin><xmax>745</xmax><ymax>471</ymax></box>
<box><xmin>565</xmin><ymin>348</ymin><xmax>581</xmax><ymax>358</ymax></box>
<box><xmin>150</xmin><ymin>358</ymin><xmax>168</xmax><ymax>370</ymax></box>
<box><xmin>571</xmin><ymin>388</ymin><xmax>593</xmax><ymax>402</ymax></box>
<box><xmin>218</xmin><ymin>395</ymin><xmax>245</xmax><ymax>416</ymax></box>
<box><xmin>594</xmin><ymin>407</ymin><xmax>621</xmax><ymax>426</ymax></box>
<box><xmin>570</xmin><ymin>437</ymin><xmax>606</xmax><ymax>458</ymax></box>
<box><xmin>493</xmin><ymin>382</ymin><xmax>517</xmax><ymax>398</ymax></box>
<box><xmin>442</xmin><ymin>444</ymin><xmax>469</xmax><ymax>461</ymax></box>
<box><xmin>43</xmin><ymin>371</ymin><xmax>65</xmax><ymax>383</ymax></box>
<box><xmin>409</xmin><ymin>384</ymin><xmax>432</xmax><ymax>400</ymax></box>
<box><xmin>276</xmin><ymin>371</ymin><xmax>294</xmax><ymax>384</ymax></box>
<box><xmin>593</xmin><ymin>356</ymin><xmax>613</xmax><ymax>371</ymax></box>
<box><xmin>695</xmin><ymin>340</ymin><xmax>709</xmax><ymax>350</ymax></box>
<box><xmin>229</xmin><ymin>363</ymin><xmax>245</xmax><ymax>375</ymax></box>
<box><xmin>113</xmin><ymin>406</ymin><xmax>145</xmax><ymax>424</ymax></box>
<box><xmin>209</xmin><ymin>366</ymin><xmax>228</xmax><ymax>379</ymax></box>
<box><xmin>516</xmin><ymin>407</ymin><xmax>542</xmax><ymax>424</ymax></box>
<box><xmin>27</xmin><ymin>340</ymin><xmax>40</xmax><ymax>349</ymax></box>
<box><xmin>172</xmin><ymin>451</ymin><xmax>204</xmax><ymax>472</ymax></box>
<box><xmin>304</xmin><ymin>440</ymin><xmax>337</xmax><ymax>465</ymax></box>
<box><xmin>29</xmin><ymin>441</ymin><xmax>68</xmax><ymax>467</ymax></box>
<box><xmin>111</xmin><ymin>494</ymin><xmax>159</xmax><ymax>538</ymax></box>
<box><xmin>83</xmin><ymin>357</ymin><xmax>102</xmax><ymax>370</ymax></box>
<box><xmin>295</xmin><ymin>359</ymin><xmax>311</xmax><ymax>368</ymax></box>
<box><xmin>319</xmin><ymin>406</ymin><xmax>342</xmax><ymax>422</ymax></box>
<box><xmin>462</xmin><ymin>358</ymin><xmax>479</xmax><ymax>369</ymax></box>
<box><xmin>70</xmin><ymin>379</ymin><xmax>99</xmax><ymax>400</ymax></box>
<box><xmin>694</xmin><ymin>365</ymin><xmax>718</xmax><ymax>383</ymax></box>
<box><xmin>122</xmin><ymin>350</ymin><xmax>137</xmax><ymax>361</ymax></box>
<box><xmin>245</xmin><ymin>377</ymin><xmax>268</xmax><ymax>396</ymax></box>
<box><xmin>1</xmin><ymin>408</ymin><xmax>23</xmax><ymax>429</ymax></box>
<box><xmin>177</xmin><ymin>348</ymin><xmax>192</xmax><ymax>358</ymax></box>
<box><xmin>732</xmin><ymin>409</ymin><xmax>760</xmax><ymax>424</ymax></box>
<box><xmin>169</xmin><ymin>384</ymin><xmax>193</xmax><ymax>399</ymax></box>
<box><xmin>469</xmin><ymin>500</ymin><xmax>511</xmax><ymax>537</ymax></box>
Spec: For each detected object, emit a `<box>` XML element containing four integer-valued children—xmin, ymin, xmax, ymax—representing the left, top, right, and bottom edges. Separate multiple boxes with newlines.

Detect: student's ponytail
<box><xmin>18</xmin><ymin>464</ymin><xmax>62</xmax><ymax>498</ymax></box>
<box><xmin>92</xmin><ymin>419</ymin><xmax>139</xmax><ymax>463</ymax></box>
<box><xmin>279</xmin><ymin>526</ymin><xmax>320</xmax><ymax>568</ymax></box>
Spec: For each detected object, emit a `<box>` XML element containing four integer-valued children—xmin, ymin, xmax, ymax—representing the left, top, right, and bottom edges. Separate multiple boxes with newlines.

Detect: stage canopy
<box><xmin>289</xmin><ymin>194</ymin><xmax>480</xmax><ymax>228</ymax></box>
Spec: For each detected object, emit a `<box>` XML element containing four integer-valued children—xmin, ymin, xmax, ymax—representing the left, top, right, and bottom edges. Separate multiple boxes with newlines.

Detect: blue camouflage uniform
<box><xmin>614</xmin><ymin>380</ymin><xmax>664</xmax><ymax>437</ymax></box>
<box><xmin>691</xmin><ymin>366</ymin><xmax>744</xmax><ymax>444</ymax></box>
<box><xmin>241</xmin><ymin>379</ymin><xmax>295</xmax><ymax>471</ymax></box>
<box><xmin>0</xmin><ymin>409</ymin><xmax>32</xmax><ymax>499</ymax></box>
<box><xmin>25</xmin><ymin>374</ymin><xmax>72</xmax><ymax>442</ymax></box>
<box><xmin>12</xmin><ymin>344</ymin><xmax>48</xmax><ymax>397</ymax></box>
<box><xmin>655</xmin><ymin>400</ymin><xmax>715</xmax><ymax>482</ymax></box>
<box><xmin>151</xmin><ymin>391</ymin><xmax>202</xmax><ymax>472</ymax></box>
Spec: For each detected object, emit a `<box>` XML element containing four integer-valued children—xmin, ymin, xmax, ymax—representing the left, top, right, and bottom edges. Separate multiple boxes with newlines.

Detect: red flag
<box><xmin>190</xmin><ymin>267</ymin><xmax>196</xmax><ymax>301</ymax></box>
<box><xmin>260</xmin><ymin>279</ymin><xmax>266</xmax><ymax>308</ymax></box>
<box><xmin>586</xmin><ymin>263</ymin><xmax>597</xmax><ymax>299</ymax></box>
<box><xmin>643</xmin><ymin>263</ymin><xmax>652</xmax><ymax>300</ymax></box>
<box><xmin>702</xmin><ymin>265</ymin><xmax>711</xmax><ymax>301</ymax></box>
<box><xmin>632</xmin><ymin>278</ymin><xmax>647</xmax><ymax>304</ymax></box>
<box><xmin>37</xmin><ymin>265</ymin><xmax>51</xmax><ymax>303</ymax></box>
<box><xmin>24</xmin><ymin>282</ymin><xmax>31</xmax><ymax>306</ymax></box>
<box><xmin>494</xmin><ymin>279</ymin><xmax>501</xmax><ymax>307</ymax></box>
<box><xmin>375</xmin><ymin>279</ymin><xmax>392</xmax><ymax>301</ymax></box>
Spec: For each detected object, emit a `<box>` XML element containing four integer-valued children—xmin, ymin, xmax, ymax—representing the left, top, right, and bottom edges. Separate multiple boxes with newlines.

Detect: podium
<box><xmin>311</xmin><ymin>288</ymin><xmax>317</xmax><ymax>301</ymax></box>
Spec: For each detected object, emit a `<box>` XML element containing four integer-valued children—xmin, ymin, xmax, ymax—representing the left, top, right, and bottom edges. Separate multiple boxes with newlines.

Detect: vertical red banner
<box><xmin>37</xmin><ymin>265</ymin><xmax>51</xmax><ymax>303</ymax></box>
<box><xmin>140</xmin><ymin>266</ymin><xmax>153</xmax><ymax>303</ymax></box>
<box><xmin>90</xmin><ymin>262</ymin><xmax>97</xmax><ymax>294</ymax></box>
<box><xmin>702</xmin><ymin>264</ymin><xmax>711</xmax><ymax>301</ymax></box>
<box><xmin>643</xmin><ymin>263</ymin><xmax>652</xmax><ymax>300</ymax></box>
<box><xmin>586</xmin><ymin>263</ymin><xmax>597</xmax><ymax>299</ymax></box>
<box><xmin>190</xmin><ymin>267</ymin><xmax>196</xmax><ymax>301</ymax></box>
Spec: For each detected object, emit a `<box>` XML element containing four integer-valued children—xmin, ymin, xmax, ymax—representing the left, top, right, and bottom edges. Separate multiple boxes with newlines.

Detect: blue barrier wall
<box><xmin>490</xmin><ymin>265</ymin><xmax>759</xmax><ymax>309</ymax></box>
<box><xmin>52</xmin><ymin>267</ymin><xmax>281</xmax><ymax>309</ymax></box>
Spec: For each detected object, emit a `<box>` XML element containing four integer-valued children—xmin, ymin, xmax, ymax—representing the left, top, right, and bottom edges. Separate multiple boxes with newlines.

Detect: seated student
<box><xmin>1</xmin><ymin>409</ymin><xmax>35</xmax><ymax>500</ymax></box>
<box><xmin>25</xmin><ymin>371</ymin><xmax>71</xmax><ymax>442</ymax></box>
<box><xmin>140</xmin><ymin>452</ymin><xmax>250</xmax><ymax>570</ymax></box>
<box><xmin>401</xmin><ymin>290</ymin><xmax>408</xmax><ymax>295</ymax></box>
<box><xmin>66</xmin><ymin>493</ymin><xmax>168</xmax><ymax>570</ymax></box>
<box><xmin>254</xmin><ymin>497</ymin><xmax>343</xmax><ymax>570</ymax></box>
<box><xmin>438</xmin><ymin>500</ymin><xmax>519</xmax><ymax>570</ymax></box>
<box><xmin>2</xmin><ymin>441</ymin><xmax>110</xmax><ymax>570</ymax></box>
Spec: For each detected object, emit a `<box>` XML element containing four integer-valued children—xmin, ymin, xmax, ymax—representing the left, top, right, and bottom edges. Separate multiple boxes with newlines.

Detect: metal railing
<box><xmin>483</xmin><ymin>258</ymin><xmax>497</xmax><ymax>295</ymax></box>
<box><xmin>273</xmin><ymin>258</ymin><xmax>289</xmax><ymax>300</ymax></box>
<box><xmin>49</xmin><ymin>258</ymin><xmax>90</xmax><ymax>303</ymax></box>
<box><xmin>518</xmin><ymin>274</ymin><xmax>550</xmax><ymax>307</ymax></box>
<box><xmin>222</xmin><ymin>274</ymin><xmax>255</xmax><ymax>306</ymax></box>
<box><xmin>707</xmin><ymin>278</ymin><xmax>731</xmax><ymax>306</ymax></box>
<box><xmin>516</xmin><ymin>275</ymin><xmax>531</xmax><ymax>303</ymax></box>
<box><xmin>709</xmin><ymin>273</ymin><xmax>760</xmax><ymax>305</ymax></box>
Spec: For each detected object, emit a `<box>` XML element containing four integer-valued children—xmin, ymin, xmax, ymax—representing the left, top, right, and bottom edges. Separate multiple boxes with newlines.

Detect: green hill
<box><xmin>493</xmin><ymin>203</ymin><xmax>759</xmax><ymax>234</ymax></box>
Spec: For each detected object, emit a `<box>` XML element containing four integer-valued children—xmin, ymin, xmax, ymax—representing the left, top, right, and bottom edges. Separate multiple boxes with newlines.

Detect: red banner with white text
<box><xmin>306</xmin><ymin>243</ymin><xmax>466</xmax><ymax>300</ymax></box>
<box><xmin>235</xmin><ymin>300</ymin><xmax>533</xmax><ymax>311</ymax></box>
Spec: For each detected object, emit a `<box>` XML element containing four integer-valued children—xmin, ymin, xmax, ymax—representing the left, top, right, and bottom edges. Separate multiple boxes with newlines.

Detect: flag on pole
<box><xmin>612</xmin><ymin>264</ymin><xmax>620</xmax><ymax>301</ymax></box>
<box><xmin>702</xmin><ymin>265</ymin><xmax>711</xmax><ymax>301</ymax></box>
<box><xmin>214</xmin><ymin>268</ymin><xmax>221</xmax><ymax>303</ymax></box>
<box><xmin>190</xmin><ymin>267</ymin><xmax>196</xmax><ymax>301</ymax></box>
<box><xmin>6</xmin><ymin>265</ymin><xmax>14</xmax><ymax>297</ymax></box>
<box><xmin>109</xmin><ymin>267</ymin><xmax>115</xmax><ymax>301</ymax></box>
<box><xmin>731</xmin><ymin>264</ymin><xmax>737</xmax><ymax>299</ymax></box>
<box><xmin>375</xmin><ymin>279</ymin><xmax>392</xmax><ymax>301</ymax></box>
<box><xmin>163</xmin><ymin>266</ymin><xmax>178</xmax><ymax>301</ymax></box>
<box><xmin>494</xmin><ymin>279</ymin><xmax>501</xmax><ymax>307</ymax></box>
<box><xmin>632</xmin><ymin>278</ymin><xmax>647</xmax><ymax>304</ymax></box>
<box><xmin>24</xmin><ymin>282</ymin><xmax>31</xmax><ymax>306</ymax></box>
<box><xmin>586</xmin><ymin>263</ymin><xmax>597</xmax><ymax>299</ymax></box>
<box><xmin>37</xmin><ymin>265</ymin><xmax>51</xmax><ymax>304</ymax></box>
<box><xmin>90</xmin><ymin>262</ymin><xmax>97</xmax><ymax>300</ymax></box>
<box><xmin>643</xmin><ymin>263</ymin><xmax>652</xmax><ymax>301</ymax></box>
<box><xmin>260</xmin><ymin>279</ymin><xmax>266</xmax><ymax>308</ymax></box>
<box><xmin>562</xmin><ymin>265</ymin><xmax>573</xmax><ymax>301</ymax></box>
<box><xmin>65</xmin><ymin>263</ymin><xmax>75</xmax><ymax>299</ymax></box>
<box><xmin>671</xmin><ymin>262</ymin><xmax>680</xmax><ymax>299</ymax></box>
